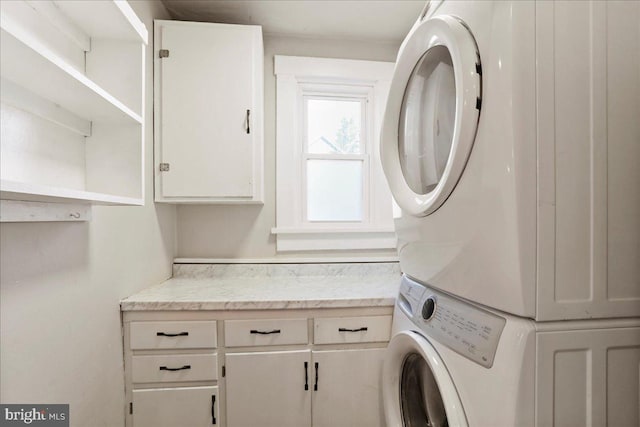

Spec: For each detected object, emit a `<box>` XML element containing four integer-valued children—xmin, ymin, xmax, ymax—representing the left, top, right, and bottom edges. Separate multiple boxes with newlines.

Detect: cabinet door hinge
<box><xmin>159</xmin><ymin>49</ymin><xmax>170</xmax><ymax>58</ymax></box>
<box><xmin>159</xmin><ymin>163</ymin><xmax>170</xmax><ymax>172</ymax></box>
<box><xmin>222</xmin><ymin>365</ymin><xmax>226</xmax><ymax>377</ymax></box>
<box><xmin>129</xmin><ymin>402</ymin><xmax>133</xmax><ymax>414</ymax></box>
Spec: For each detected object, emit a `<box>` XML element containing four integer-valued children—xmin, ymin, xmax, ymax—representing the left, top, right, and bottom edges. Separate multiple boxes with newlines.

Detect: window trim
<box><xmin>273</xmin><ymin>55</ymin><xmax>396</xmax><ymax>252</ymax></box>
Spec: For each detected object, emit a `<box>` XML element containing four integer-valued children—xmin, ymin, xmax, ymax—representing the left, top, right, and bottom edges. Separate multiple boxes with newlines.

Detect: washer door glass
<box><xmin>383</xmin><ymin>331</ymin><xmax>468</xmax><ymax>426</ymax></box>
<box><xmin>401</xmin><ymin>353</ymin><xmax>448</xmax><ymax>427</ymax></box>
<box><xmin>399</xmin><ymin>46</ymin><xmax>456</xmax><ymax>195</ymax></box>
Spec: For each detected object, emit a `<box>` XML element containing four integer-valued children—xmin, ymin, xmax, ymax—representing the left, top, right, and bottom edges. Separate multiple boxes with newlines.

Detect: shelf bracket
<box><xmin>0</xmin><ymin>200</ymin><xmax>91</xmax><ymax>222</ymax></box>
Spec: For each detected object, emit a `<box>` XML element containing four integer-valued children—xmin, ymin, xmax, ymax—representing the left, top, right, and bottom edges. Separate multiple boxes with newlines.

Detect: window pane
<box><xmin>307</xmin><ymin>98</ymin><xmax>362</xmax><ymax>154</ymax></box>
<box><xmin>307</xmin><ymin>159</ymin><xmax>363</xmax><ymax>221</ymax></box>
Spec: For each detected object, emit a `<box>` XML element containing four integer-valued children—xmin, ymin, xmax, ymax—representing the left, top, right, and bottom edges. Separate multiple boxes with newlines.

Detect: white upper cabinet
<box><xmin>0</xmin><ymin>0</ymin><xmax>147</xmax><ymax>210</ymax></box>
<box><xmin>154</xmin><ymin>20</ymin><xmax>264</xmax><ymax>204</ymax></box>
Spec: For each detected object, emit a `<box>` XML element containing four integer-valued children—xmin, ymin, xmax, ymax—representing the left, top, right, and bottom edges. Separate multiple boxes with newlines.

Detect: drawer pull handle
<box><xmin>159</xmin><ymin>365</ymin><xmax>191</xmax><ymax>371</ymax></box>
<box><xmin>211</xmin><ymin>395</ymin><xmax>217</xmax><ymax>425</ymax></box>
<box><xmin>338</xmin><ymin>327</ymin><xmax>368</xmax><ymax>333</ymax></box>
<box><xmin>156</xmin><ymin>331</ymin><xmax>189</xmax><ymax>337</ymax></box>
<box><xmin>314</xmin><ymin>362</ymin><xmax>319</xmax><ymax>391</ymax></box>
<box><xmin>304</xmin><ymin>361</ymin><xmax>309</xmax><ymax>391</ymax></box>
<box><xmin>250</xmin><ymin>329</ymin><xmax>281</xmax><ymax>335</ymax></box>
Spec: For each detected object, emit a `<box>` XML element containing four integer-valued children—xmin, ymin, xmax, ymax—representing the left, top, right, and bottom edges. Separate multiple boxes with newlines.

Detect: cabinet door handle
<box><xmin>304</xmin><ymin>361</ymin><xmax>309</xmax><ymax>391</ymax></box>
<box><xmin>245</xmin><ymin>109</ymin><xmax>251</xmax><ymax>134</ymax></box>
<box><xmin>159</xmin><ymin>365</ymin><xmax>191</xmax><ymax>371</ymax></box>
<box><xmin>156</xmin><ymin>331</ymin><xmax>189</xmax><ymax>337</ymax></box>
<box><xmin>211</xmin><ymin>395</ymin><xmax>217</xmax><ymax>425</ymax></box>
<box><xmin>250</xmin><ymin>329</ymin><xmax>281</xmax><ymax>335</ymax></box>
<box><xmin>338</xmin><ymin>327</ymin><xmax>368</xmax><ymax>333</ymax></box>
<box><xmin>314</xmin><ymin>362</ymin><xmax>319</xmax><ymax>391</ymax></box>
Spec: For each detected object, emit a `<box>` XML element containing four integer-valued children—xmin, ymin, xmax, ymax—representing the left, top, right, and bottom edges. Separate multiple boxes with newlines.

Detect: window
<box><xmin>273</xmin><ymin>55</ymin><xmax>396</xmax><ymax>251</ymax></box>
<box><xmin>305</xmin><ymin>94</ymin><xmax>366</xmax><ymax>222</ymax></box>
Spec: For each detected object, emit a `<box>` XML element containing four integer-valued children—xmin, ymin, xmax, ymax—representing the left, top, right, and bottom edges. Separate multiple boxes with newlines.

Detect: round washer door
<box><xmin>381</xmin><ymin>15</ymin><xmax>481</xmax><ymax>216</ymax></box>
<box><xmin>383</xmin><ymin>331</ymin><xmax>468</xmax><ymax>427</ymax></box>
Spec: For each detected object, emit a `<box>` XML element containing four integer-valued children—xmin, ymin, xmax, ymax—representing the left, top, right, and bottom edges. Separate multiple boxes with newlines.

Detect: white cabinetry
<box><xmin>225</xmin><ymin>348</ymin><xmax>386</xmax><ymax>427</ymax></box>
<box><xmin>154</xmin><ymin>20</ymin><xmax>264</xmax><ymax>204</ymax></box>
<box><xmin>223</xmin><ymin>314</ymin><xmax>389</xmax><ymax>427</ymax></box>
<box><xmin>0</xmin><ymin>0</ymin><xmax>147</xmax><ymax>214</ymax></box>
<box><xmin>311</xmin><ymin>349</ymin><xmax>386</xmax><ymax>427</ymax></box>
<box><xmin>123</xmin><ymin>310</ymin><xmax>391</xmax><ymax>427</ymax></box>
<box><xmin>133</xmin><ymin>386</ymin><xmax>219</xmax><ymax>427</ymax></box>
<box><xmin>226</xmin><ymin>350</ymin><xmax>311</xmax><ymax>427</ymax></box>
<box><xmin>125</xmin><ymin>320</ymin><xmax>220</xmax><ymax>427</ymax></box>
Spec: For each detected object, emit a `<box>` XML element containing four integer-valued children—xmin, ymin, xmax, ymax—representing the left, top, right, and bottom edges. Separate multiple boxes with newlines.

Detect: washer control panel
<box><xmin>411</xmin><ymin>283</ymin><xmax>506</xmax><ymax>368</ymax></box>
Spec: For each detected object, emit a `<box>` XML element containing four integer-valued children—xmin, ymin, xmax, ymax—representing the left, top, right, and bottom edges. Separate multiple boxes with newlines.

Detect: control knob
<box><xmin>421</xmin><ymin>296</ymin><xmax>437</xmax><ymax>321</ymax></box>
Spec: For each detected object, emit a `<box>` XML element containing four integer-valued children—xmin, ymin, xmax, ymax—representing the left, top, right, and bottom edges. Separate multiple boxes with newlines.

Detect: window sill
<box><xmin>271</xmin><ymin>227</ymin><xmax>397</xmax><ymax>252</ymax></box>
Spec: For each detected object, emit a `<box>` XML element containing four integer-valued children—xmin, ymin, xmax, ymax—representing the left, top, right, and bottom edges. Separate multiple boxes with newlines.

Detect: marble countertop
<box><xmin>121</xmin><ymin>263</ymin><xmax>401</xmax><ymax>311</ymax></box>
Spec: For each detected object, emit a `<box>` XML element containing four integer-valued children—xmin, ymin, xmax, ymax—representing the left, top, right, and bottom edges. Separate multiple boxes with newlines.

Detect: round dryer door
<box><xmin>383</xmin><ymin>331</ymin><xmax>468</xmax><ymax>427</ymax></box>
<box><xmin>381</xmin><ymin>15</ymin><xmax>481</xmax><ymax>216</ymax></box>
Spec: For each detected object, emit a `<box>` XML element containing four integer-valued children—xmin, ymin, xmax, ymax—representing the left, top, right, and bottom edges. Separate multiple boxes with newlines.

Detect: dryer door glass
<box><xmin>380</xmin><ymin>15</ymin><xmax>481</xmax><ymax>217</ymax></box>
<box><xmin>399</xmin><ymin>46</ymin><xmax>456</xmax><ymax>195</ymax></box>
<box><xmin>400</xmin><ymin>353</ymin><xmax>447</xmax><ymax>427</ymax></box>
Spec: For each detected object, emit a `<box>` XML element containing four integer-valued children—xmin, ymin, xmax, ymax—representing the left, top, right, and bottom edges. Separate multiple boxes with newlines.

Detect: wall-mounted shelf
<box><xmin>0</xmin><ymin>180</ymin><xmax>143</xmax><ymax>206</ymax></box>
<box><xmin>0</xmin><ymin>0</ymin><xmax>147</xmax><ymax>216</ymax></box>
<box><xmin>0</xmin><ymin>28</ymin><xmax>142</xmax><ymax>124</ymax></box>
<box><xmin>53</xmin><ymin>0</ymin><xmax>148</xmax><ymax>43</ymax></box>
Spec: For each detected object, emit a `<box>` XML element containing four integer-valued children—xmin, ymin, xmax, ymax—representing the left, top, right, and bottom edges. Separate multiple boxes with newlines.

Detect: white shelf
<box><xmin>0</xmin><ymin>180</ymin><xmax>143</xmax><ymax>206</ymax></box>
<box><xmin>0</xmin><ymin>0</ymin><xmax>146</xmax><ymax>215</ymax></box>
<box><xmin>0</xmin><ymin>26</ymin><xmax>142</xmax><ymax>124</ymax></box>
<box><xmin>54</xmin><ymin>0</ymin><xmax>148</xmax><ymax>44</ymax></box>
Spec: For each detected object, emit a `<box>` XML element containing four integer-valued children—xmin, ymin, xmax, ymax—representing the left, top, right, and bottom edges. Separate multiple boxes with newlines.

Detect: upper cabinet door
<box><xmin>155</xmin><ymin>20</ymin><xmax>264</xmax><ymax>203</ymax></box>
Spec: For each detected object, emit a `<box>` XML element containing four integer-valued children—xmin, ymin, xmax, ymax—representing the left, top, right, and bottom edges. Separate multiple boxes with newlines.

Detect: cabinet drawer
<box><xmin>130</xmin><ymin>321</ymin><xmax>217</xmax><ymax>350</ymax></box>
<box><xmin>314</xmin><ymin>316</ymin><xmax>392</xmax><ymax>344</ymax></box>
<box><xmin>132</xmin><ymin>354</ymin><xmax>218</xmax><ymax>384</ymax></box>
<box><xmin>225</xmin><ymin>318</ymin><xmax>308</xmax><ymax>347</ymax></box>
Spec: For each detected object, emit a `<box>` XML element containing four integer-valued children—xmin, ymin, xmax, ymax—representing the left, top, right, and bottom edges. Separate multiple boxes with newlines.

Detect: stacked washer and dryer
<box><xmin>379</xmin><ymin>1</ymin><xmax>640</xmax><ymax>426</ymax></box>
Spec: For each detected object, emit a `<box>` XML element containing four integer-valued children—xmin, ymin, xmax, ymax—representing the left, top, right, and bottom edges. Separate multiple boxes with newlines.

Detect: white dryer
<box><xmin>383</xmin><ymin>276</ymin><xmax>640</xmax><ymax>426</ymax></box>
<box><xmin>380</xmin><ymin>1</ymin><xmax>640</xmax><ymax>320</ymax></box>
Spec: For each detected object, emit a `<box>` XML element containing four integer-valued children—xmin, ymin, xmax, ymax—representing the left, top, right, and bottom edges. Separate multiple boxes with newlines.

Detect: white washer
<box><xmin>383</xmin><ymin>276</ymin><xmax>640</xmax><ymax>427</ymax></box>
<box><xmin>380</xmin><ymin>1</ymin><xmax>640</xmax><ymax>320</ymax></box>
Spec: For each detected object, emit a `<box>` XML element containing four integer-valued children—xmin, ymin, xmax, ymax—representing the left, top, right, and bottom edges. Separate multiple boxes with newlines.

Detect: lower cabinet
<box><xmin>133</xmin><ymin>386</ymin><xmax>219</xmax><ymax>427</ymax></box>
<box><xmin>226</xmin><ymin>350</ymin><xmax>311</xmax><ymax>427</ymax></box>
<box><xmin>311</xmin><ymin>348</ymin><xmax>386</xmax><ymax>427</ymax></box>
<box><xmin>225</xmin><ymin>348</ymin><xmax>385</xmax><ymax>427</ymax></box>
<box><xmin>123</xmin><ymin>311</ymin><xmax>391</xmax><ymax>427</ymax></box>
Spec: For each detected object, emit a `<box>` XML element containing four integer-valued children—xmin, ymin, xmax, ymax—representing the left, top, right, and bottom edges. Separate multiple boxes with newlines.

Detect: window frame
<box><xmin>273</xmin><ymin>55</ymin><xmax>396</xmax><ymax>252</ymax></box>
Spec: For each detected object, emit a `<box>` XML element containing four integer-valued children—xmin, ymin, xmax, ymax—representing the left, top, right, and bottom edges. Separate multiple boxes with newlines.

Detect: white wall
<box><xmin>176</xmin><ymin>34</ymin><xmax>401</xmax><ymax>259</ymax></box>
<box><xmin>0</xmin><ymin>2</ymin><xmax>175</xmax><ymax>426</ymax></box>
